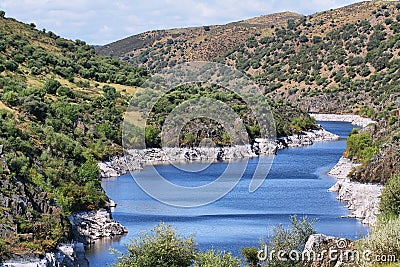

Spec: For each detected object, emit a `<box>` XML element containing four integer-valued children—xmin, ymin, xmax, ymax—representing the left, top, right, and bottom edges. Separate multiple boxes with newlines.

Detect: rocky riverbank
<box><xmin>2</xmin><ymin>243</ymin><xmax>88</xmax><ymax>267</ymax></box>
<box><xmin>100</xmin><ymin>128</ymin><xmax>339</xmax><ymax>178</ymax></box>
<box><xmin>277</xmin><ymin>128</ymin><xmax>339</xmax><ymax>149</ymax></box>
<box><xmin>69</xmin><ymin>209</ymin><xmax>128</xmax><ymax>245</ymax></box>
<box><xmin>310</xmin><ymin>113</ymin><xmax>376</xmax><ymax>127</ymax></box>
<box><xmin>328</xmin><ymin>157</ymin><xmax>384</xmax><ymax>225</ymax></box>
<box><xmin>310</xmin><ymin>113</ymin><xmax>383</xmax><ymax>225</ymax></box>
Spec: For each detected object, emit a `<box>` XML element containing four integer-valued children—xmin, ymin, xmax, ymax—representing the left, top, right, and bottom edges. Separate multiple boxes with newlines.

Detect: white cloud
<box><xmin>0</xmin><ymin>0</ymin><xmax>363</xmax><ymax>45</ymax></box>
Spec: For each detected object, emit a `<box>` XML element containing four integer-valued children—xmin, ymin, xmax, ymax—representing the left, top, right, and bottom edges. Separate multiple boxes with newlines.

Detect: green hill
<box><xmin>0</xmin><ymin>12</ymin><xmax>148</xmax><ymax>257</ymax></box>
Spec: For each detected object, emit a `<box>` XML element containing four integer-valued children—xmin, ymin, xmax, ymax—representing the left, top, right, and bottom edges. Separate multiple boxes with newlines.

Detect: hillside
<box><xmin>96</xmin><ymin>12</ymin><xmax>303</xmax><ymax>70</ymax></box>
<box><xmin>100</xmin><ymin>0</ymin><xmax>400</xmax><ymax>184</ymax></box>
<box><xmin>0</xmin><ymin>13</ymin><xmax>148</xmax><ymax>257</ymax></box>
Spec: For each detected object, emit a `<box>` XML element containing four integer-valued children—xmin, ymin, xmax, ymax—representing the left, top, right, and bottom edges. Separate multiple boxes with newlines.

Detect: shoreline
<box><xmin>99</xmin><ymin>128</ymin><xmax>339</xmax><ymax>178</ymax></box>
<box><xmin>310</xmin><ymin>113</ymin><xmax>376</xmax><ymax>127</ymax></box>
<box><xmin>327</xmin><ymin>157</ymin><xmax>384</xmax><ymax>226</ymax></box>
<box><xmin>314</xmin><ymin>113</ymin><xmax>382</xmax><ymax>226</ymax></box>
<box><xmin>84</xmin><ymin>127</ymin><xmax>339</xmax><ymax>253</ymax></box>
<box><xmin>86</xmin><ymin>114</ymin><xmax>373</xmax><ymax>260</ymax></box>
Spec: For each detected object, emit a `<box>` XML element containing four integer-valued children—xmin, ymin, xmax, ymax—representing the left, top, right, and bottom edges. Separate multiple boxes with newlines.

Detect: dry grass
<box><xmin>124</xmin><ymin>110</ymin><xmax>146</xmax><ymax>127</ymax></box>
<box><xmin>0</xmin><ymin>101</ymin><xmax>14</xmax><ymax>113</ymax></box>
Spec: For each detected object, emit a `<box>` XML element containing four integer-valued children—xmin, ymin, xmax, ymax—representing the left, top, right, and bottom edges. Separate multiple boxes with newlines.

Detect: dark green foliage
<box><xmin>289</xmin><ymin>116</ymin><xmax>317</xmax><ymax>133</ymax></box>
<box><xmin>43</xmin><ymin>78</ymin><xmax>61</xmax><ymax>94</ymax></box>
<box><xmin>241</xmin><ymin>247</ymin><xmax>260</xmax><ymax>267</ymax></box>
<box><xmin>4</xmin><ymin>60</ymin><xmax>18</xmax><ymax>71</ymax></box>
<box><xmin>21</xmin><ymin>95</ymin><xmax>48</xmax><ymax>120</ymax></box>
<box><xmin>380</xmin><ymin>174</ymin><xmax>400</xmax><ymax>218</ymax></box>
<box><xmin>145</xmin><ymin>125</ymin><xmax>161</xmax><ymax>148</ymax></box>
<box><xmin>103</xmin><ymin>85</ymin><xmax>120</xmax><ymax>100</ymax></box>
<box><xmin>112</xmin><ymin>223</ymin><xmax>196</xmax><ymax>267</ymax></box>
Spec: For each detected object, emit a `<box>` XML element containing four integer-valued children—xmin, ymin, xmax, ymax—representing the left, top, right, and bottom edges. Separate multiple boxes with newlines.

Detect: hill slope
<box><xmin>96</xmin><ymin>12</ymin><xmax>303</xmax><ymax>70</ymax></box>
<box><xmin>0</xmin><ymin>13</ymin><xmax>148</xmax><ymax>257</ymax></box>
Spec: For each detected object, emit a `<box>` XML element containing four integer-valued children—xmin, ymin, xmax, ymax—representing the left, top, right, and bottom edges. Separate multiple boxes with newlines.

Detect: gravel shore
<box><xmin>328</xmin><ymin>157</ymin><xmax>383</xmax><ymax>225</ymax></box>
<box><xmin>310</xmin><ymin>113</ymin><xmax>376</xmax><ymax>127</ymax></box>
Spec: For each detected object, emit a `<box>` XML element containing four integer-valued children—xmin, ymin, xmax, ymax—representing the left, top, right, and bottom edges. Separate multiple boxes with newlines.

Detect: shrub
<box><xmin>194</xmin><ymin>250</ymin><xmax>242</xmax><ymax>267</ymax></box>
<box><xmin>241</xmin><ymin>247</ymin><xmax>259</xmax><ymax>267</ymax></box>
<box><xmin>358</xmin><ymin>216</ymin><xmax>400</xmax><ymax>266</ymax></box>
<box><xmin>4</xmin><ymin>60</ymin><xmax>18</xmax><ymax>71</ymax></box>
<box><xmin>112</xmin><ymin>223</ymin><xmax>196</xmax><ymax>267</ymax></box>
<box><xmin>344</xmin><ymin>131</ymin><xmax>378</xmax><ymax>163</ymax></box>
<box><xmin>43</xmin><ymin>78</ymin><xmax>61</xmax><ymax>94</ymax></box>
<box><xmin>380</xmin><ymin>174</ymin><xmax>400</xmax><ymax>218</ymax></box>
<box><xmin>261</xmin><ymin>215</ymin><xmax>317</xmax><ymax>267</ymax></box>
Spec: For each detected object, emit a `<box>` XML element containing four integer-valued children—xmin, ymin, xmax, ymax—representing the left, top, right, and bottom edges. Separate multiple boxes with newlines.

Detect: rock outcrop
<box><xmin>328</xmin><ymin>157</ymin><xmax>384</xmax><ymax>225</ymax></box>
<box><xmin>69</xmin><ymin>209</ymin><xmax>128</xmax><ymax>245</ymax></box>
<box><xmin>304</xmin><ymin>234</ymin><xmax>356</xmax><ymax>267</ymax></box>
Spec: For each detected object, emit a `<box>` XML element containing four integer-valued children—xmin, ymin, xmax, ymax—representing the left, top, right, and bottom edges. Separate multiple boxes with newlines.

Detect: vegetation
<box><xmin>0</xmin><ymin>14</ymin><xmax>147</xmax><ymax>255</ymax></box>
<box><xmin>344</xmin><ymin>129</ymin><xmax>378</xmax><ymax>164</ymax></box>
<box><xmin>263</xmin><ymin>215</ymin><xmax>316</xmax><ymax>267</ymax></box>
<box><xmin>194</xmin><ymin>250</ymin><xmax>242</xmax><ymax>267</ymax></box>
<box><xmin>380</xmin><ymin>174</ymin><xmax>400</xmax><ymax>219</ymax></box>
<box><xmin>112</xmin><ymin>223</ymin><xmax>196</xmax><ymax>267</ymax></box>
<box><xmin>358</xmin><ymin>216</ymin><xmax>400</xmax><ymax>266</ymax></box>
<box><xmin>240</xmin><ymin>216</ymin><xmax>316</xmax><ymax>267</ymax></box>
<box><xmin>113</xmin><ymin>218</ymin><xmax>317</xmax><ymax>267</ymax></box>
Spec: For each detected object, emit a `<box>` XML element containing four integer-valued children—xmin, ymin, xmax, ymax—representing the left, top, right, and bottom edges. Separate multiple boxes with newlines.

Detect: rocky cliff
<box><xmin>0</xmin><ymin>145</ymin><xmax>71</xmax><ymax>260</ymax></box>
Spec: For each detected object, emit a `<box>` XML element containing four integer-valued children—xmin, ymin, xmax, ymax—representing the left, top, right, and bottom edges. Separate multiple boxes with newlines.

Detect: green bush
<box><xmin>112</xmin><ymin>223</ymin><xmax>196</xmax><ymax>267</ymax></box>
<box><xmin>43</xmin><ymin>78</ymin><xmax>61</xmax><ymax>94</ymax></box>
<box><xmin>344</xmin><ymin>130</ymin><xmax>378</xmax><ymax>163</ymax></box>
<box><xmin>194</xmin><ymin>250</ymin><xmax>242</xmax><ymax>267</ymax></box>
<box><xmin>380</xmin><ymin>174</ymin><xmax>400</xmax><ymax>218</ymax></box>
<box><xmin>241</xmin><ymin>247</ymin><xmax>260</xmax><ymax>267</ymax></box>
<box><xmin>358</xmin><ymin>216</ymin><xmax>400</xmax><ymax>266</ymax></box>
<box><xmin>261</xmin><ymin>215</ymin><xmax>316</xmax><ymax>267</ymax></box>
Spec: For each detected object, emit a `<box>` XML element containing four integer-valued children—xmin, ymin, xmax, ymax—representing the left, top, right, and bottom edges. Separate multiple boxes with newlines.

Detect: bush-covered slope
<box><xmin>96</xmin><ymin>12</ymin><xmax>303</xmax><ymax>70</ymax></box>
<box><xmin>0</xmin><ymin>13</ymin><xmax>148</xmax><ymax>257</ymax></box>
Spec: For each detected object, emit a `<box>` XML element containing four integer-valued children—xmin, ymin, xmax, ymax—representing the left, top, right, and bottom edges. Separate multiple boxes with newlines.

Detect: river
<box><xmin>86</xmin><ymin>121</ymin><xmax>368</xmax><ymax>266</ymax></box>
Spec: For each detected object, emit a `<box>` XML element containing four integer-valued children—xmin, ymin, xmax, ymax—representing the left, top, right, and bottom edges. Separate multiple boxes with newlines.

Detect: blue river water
<box><xmin>86</xmin><ymin>121</ymin><xmax>367</xmax><ymax>266</ymax></box>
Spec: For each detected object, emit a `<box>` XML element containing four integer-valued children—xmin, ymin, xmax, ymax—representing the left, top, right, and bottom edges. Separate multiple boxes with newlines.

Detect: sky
<box><xmin>0</xmin><ymin>0</ymin><xmax>365</xmax><ymax>45</ymax></box>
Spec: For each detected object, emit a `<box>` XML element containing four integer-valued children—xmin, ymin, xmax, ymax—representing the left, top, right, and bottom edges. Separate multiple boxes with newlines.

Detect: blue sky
<box><xmin>0</xmin><ymin>0</ymin><xmax>364</xmax><ymax>45</ymax></box>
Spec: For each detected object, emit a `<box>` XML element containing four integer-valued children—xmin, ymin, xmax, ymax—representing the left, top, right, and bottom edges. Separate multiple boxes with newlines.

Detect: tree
<box><xmin>380</xmin><ymin>174</ymin><xmax>400</xmax><ymax>218</ymax></box>
<box><xmin>0</xmin><ymin>11</ymin><xmax>5</xmax><ymax>18</ymax></box>
<box><xmin>78</xmin><ymin>155</ymin><xmax>100</xmax><ymax>186</ymax></box>
<box><xmin>145</xmin><ymin>125</ymin><xmax>161</xmax><ymax>148</ymax></box>
<box><xmin>112</xmin><ymin>223</ymin><xmax>196</xmax><ymax>267</ymax></box>
<box><xmin>21</xmin><ymin>95</ymin><xmax>48</xmax><ymax>120</ymax></box>
<box><xmin>241</xmin><ymin>247</ymin><xmax>260</xmax><ymax>267</ymax></box>
<box><xmin>43</xmin><ymin>78</ymin><xmax>61</xmax><ymax>94</ymax></box>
